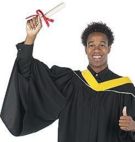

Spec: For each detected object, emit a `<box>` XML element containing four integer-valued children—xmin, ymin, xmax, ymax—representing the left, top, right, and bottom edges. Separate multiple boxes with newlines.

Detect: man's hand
<box><xmin>119</xmin><ymin>106</ymin><xmax>135</xmax><ymax>131</ymax></box>
<box><xmin>25</xmin><ymin>16</ymin><xmax>42</xmax><ymax>45</ymax></box>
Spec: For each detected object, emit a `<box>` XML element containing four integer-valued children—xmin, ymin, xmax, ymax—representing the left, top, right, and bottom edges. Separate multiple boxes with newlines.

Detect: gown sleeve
<box><xmin>127</xmin><ymin>87</ymin><xmax>135</xmax><ymax>141</ymax></box>
<box><xmin>119</xmin><ymin>84</ymin><xmax>135</xmax><ymax>141</ymax></box>
<box><xmin>0</xmin><ymin>42</ymin><xmax>74</xmax><ymax>136</ymax></box>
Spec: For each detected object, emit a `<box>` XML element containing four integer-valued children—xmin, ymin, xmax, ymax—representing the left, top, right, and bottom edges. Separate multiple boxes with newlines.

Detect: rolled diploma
<box><xmin>43</xmin><ymin>2</ymin><xmax>65</xmax><ymax>17</ymax></box>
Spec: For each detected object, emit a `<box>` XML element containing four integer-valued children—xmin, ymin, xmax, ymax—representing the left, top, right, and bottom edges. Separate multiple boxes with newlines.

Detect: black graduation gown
<box><xmin>1</xmin><ymin>42</ymin><xmax>135</xmax><ymax>142</ymax></box>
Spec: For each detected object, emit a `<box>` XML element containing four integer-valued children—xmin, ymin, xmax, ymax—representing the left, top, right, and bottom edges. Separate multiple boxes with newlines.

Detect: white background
<box><xmin>0</xmin><ymin>0</ymin><xmax>135</xmax><ymax>141</ymax></box>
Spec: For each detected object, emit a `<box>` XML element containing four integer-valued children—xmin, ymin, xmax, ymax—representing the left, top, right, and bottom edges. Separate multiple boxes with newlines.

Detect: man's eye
<box><xmin>88</xmin><ymin>44</ymin><xmax>94</xmax><ymax>47</ymax></box>
<box><xmin>100</xmin><ymin>45</ymin><xmax>106</xmax><ymax>47</ymax></box>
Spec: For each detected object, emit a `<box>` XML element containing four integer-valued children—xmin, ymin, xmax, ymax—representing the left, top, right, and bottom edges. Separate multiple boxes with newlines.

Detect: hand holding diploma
<box><xmin>27</xmin><ymin>16</ymin><xmax>42</xmax><ymax>36</ymax></box>
<box><xmin>119</xmin><ymin>106</ymin><xmax>135</xmax><ymax>131</ymax></box>
<box><xmin>25</xmin><ymin>15</ymin><xmax>42</xmax><ymax>45</ymax></box>
<box><xmin>24</xmin><ymin>2</ymin><xmax>65</xmax><ymax>45</ymax></box>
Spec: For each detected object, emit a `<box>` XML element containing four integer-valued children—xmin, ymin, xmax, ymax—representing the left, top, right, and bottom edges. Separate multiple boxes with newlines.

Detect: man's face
<box><xmin>85</xmin><ymin>32</ymin><xmax>111</xmax><ymax>68</ymax></box>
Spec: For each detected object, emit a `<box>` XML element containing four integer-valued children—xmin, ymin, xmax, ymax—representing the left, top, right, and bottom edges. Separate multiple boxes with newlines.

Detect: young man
<box><xmin>1</xmin><ymin>16</ymin><xmax>135</xmax><ymax>142</ymax></box>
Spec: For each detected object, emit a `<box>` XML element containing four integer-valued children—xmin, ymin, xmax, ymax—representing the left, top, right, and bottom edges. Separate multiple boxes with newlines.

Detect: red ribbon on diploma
<box><xmin>26</xmin><ymin>9</ymin><xmax>54</xmax><ymax>27</ymax></box>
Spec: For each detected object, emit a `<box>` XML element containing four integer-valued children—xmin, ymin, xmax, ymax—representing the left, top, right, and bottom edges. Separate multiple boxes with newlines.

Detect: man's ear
<box><xmin>108</xmin><ymin>46</ymin><xmax>111</xmax><ymax>54</ymax></box>
<box><xmin>85</xmin><ymin>47</ymin><xmax>87</xmax><ymax>54</ymax></box>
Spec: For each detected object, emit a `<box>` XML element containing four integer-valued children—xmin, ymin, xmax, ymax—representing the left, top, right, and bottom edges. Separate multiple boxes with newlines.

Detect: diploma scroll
<box><xmin>26</xmin><ymin>2</ymin><xmax>65</xmax><ymax>27</ymax></box>
<box><xmin>44</xmin><ymin>2</ymin><xmax>65</xmax><ymax>17</ymax></box>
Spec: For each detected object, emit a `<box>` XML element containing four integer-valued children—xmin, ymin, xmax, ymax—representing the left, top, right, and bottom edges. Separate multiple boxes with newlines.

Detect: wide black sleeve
<box><xmin>0</xmin><ymin>42</ymin><xmax>75</xmax><ymax>136</ymax></box>
<box><xmin>119</xmin><ymin>84</ymin><xmax>135</xmax><ymax>141</ymax></box>
<box><xmin>127</xmin><ymin>87</ymin><xmax>135</xmax><ymax>141</ymax></box>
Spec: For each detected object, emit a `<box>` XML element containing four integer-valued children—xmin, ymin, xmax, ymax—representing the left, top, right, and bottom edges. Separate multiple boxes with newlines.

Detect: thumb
<box><xmin>122</xmin><ymin>106</ymin><xmax>127</xmax><ymax>116</ymax></box>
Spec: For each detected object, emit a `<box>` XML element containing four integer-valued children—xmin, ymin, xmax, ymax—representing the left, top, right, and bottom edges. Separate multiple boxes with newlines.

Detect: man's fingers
<box><xmin>26</xmin><ymin>17</ymin><xmax>39</xmax><ymax>30</ymax></box>
<box><xmin>120</xmin><ymin>116</ymin><xmax>132</xmax><ymax>121</ymax></box>
<box><xmin>27</xmin><ymin>20</ymin><xmax>32</xmax><ymax>30</ymax></box>
<box><xmin>26</xmin><ymin>16</ymin><xmax>42</xmax><ymax>36</ymax></box>
<box><xmin>120</xmin><ymin>127</ymin><xmax>129</xmax><ymax>131</ymax></box>
<box><xmin>119</xmin><ymin>119</ymin><xmax>130</xmax><ymax>125</ymax></box>
<box><xmin>26</xmin><ymin>19</ymin><xmax>34</xmax><ymax>30</ymax></box>
<box><xmin>29</xmin><ymin>19</ymin><xmax>35</xmax><ymax>29</ymax></box>
<box><xmin>119</xmin><ymin>117</ymin><xmax>131</xmax><ymax>121</ymax></box>
<box><xmin>37</xmin><ymin>15</ymin><xmax>42</xmax><ymax>25</ymax></box>
<box><xmin>32</xmin><ymin>17</ymin><xmax>37</xmax><ymax>28</ymax></box>
<box><xmin>119</xmin><ymin>107</ymin><xmax>134</xmax><ymax>132</ymax></box>
<box><xmin>119</xmin><ymin>122</ymin><xmax>130</xmax><ymax>127</ymax></box>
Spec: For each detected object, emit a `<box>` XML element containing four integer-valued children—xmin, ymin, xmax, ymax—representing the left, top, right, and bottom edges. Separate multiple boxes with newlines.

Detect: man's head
<box><xmin>81</xmin><ymin>22</ymin><xmax>114</xmax><ymax>72</ymax></box>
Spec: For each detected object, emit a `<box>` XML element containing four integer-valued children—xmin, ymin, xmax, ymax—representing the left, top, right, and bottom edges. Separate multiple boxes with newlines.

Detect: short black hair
<box><xmin>81</xmin><ymin>22</ymin><xmax>114</xmax><ymax>47</ymax></box>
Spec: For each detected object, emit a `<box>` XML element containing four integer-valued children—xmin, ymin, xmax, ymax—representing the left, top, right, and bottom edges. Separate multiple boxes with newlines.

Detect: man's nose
<box><xmin>94</xmin><ymin>45</ymin><xmax>101</xmax><ymax>51</ymax></box>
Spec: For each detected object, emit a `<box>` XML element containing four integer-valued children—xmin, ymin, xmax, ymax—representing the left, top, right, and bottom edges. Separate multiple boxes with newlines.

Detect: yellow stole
<box><xmin>81</xmin><ymin>69</ymin><xmax>132</xmax><ymax>91</ymax></box>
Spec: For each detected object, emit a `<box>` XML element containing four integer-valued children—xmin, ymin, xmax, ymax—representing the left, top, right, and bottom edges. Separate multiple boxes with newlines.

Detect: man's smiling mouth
<box><xmin>92</xmin><ymin>55</ymin><xmax>102</xmax><ymax>59</ymax></box>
